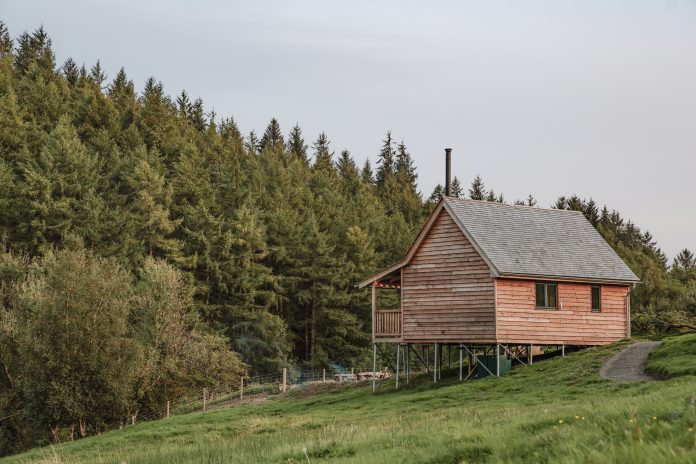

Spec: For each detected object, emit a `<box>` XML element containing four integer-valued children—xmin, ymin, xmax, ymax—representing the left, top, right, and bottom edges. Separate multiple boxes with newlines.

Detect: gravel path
<box><xmin>599</xmin><ymin>341</ymin><xmax>662</xmax><ymax>381</ymax></box>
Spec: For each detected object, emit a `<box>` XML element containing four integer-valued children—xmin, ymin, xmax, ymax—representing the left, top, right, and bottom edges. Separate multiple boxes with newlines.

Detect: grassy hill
<box><xmin>4</xmin><ymin>335</ymin><xmax>696</xmax><ymax>464</ymax></box>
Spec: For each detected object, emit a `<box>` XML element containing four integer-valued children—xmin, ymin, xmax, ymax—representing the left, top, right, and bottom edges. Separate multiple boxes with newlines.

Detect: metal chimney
<box><xmin>444</xmin><ymin>148</ymin><xmax>452</xmax><ymax>197</ymax></box>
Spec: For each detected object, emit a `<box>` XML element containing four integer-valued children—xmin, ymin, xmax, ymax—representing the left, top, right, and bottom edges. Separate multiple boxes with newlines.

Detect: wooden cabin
<box><xmin>359</xmin><ymin>197</ymin><xmax>640</xmax><ymax>360</ymax></box>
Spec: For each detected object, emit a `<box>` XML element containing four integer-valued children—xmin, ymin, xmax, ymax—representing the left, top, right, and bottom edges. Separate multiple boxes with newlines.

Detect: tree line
<box><xmin>0</xmin><ymin>24</ymin><xmax>694</xmax><ymax>454</ymax></box>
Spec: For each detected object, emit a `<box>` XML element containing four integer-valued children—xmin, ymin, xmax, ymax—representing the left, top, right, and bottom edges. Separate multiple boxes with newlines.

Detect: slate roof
<box><xmin>443</xmin><ymin>197</ymin><xmax>639</xmax><ymax>283</ymax></box>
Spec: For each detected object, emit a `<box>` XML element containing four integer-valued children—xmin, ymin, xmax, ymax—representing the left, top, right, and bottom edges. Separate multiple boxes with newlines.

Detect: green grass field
<box><xmin>4</xmin><ymin>335</ymin><xmax>696</xmax><ymax>464</ymax></box>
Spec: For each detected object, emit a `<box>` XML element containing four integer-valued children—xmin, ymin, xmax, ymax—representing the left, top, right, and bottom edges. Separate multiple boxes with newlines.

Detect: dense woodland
<box><xmin>0</xmin><ymin>24</ymin><xmax>695</xmax><ymax>454</ymax></box>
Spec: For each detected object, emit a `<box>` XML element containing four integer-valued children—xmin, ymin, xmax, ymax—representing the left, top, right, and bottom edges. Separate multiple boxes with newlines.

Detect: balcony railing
<box><xmin>374</xmin><ymin>309</ymin><xmax>402</xmax><ymax>338</ymax></box>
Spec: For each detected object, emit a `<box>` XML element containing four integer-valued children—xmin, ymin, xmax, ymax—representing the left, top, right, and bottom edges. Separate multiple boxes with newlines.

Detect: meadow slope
<box><xmin>4</xmin><ymin>335</ymin><xmax>696</xmax><ymax>464</ymax></box>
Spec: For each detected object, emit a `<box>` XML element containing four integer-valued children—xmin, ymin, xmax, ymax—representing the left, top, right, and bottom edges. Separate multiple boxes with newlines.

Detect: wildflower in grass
<box><xmin>575</xmin><ymin>416</ymin><xmax>580</xmax><ymax>419</ymax></box>
<box><xmin>558</xmin><ymin>420</ymin><xmax>564</xmax><ymax>424</ymax></box>
<box><xmin>653</xmin><ymin>417</ymin><xmax>657</xmax><ymax>420</ymax></box>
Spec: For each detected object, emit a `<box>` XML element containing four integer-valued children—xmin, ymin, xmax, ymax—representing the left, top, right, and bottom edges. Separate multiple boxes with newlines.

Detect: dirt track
<box><xmin>599</xmin><ymin>341</ymin><xmax>661</xmax><ymax>381</ymax></box>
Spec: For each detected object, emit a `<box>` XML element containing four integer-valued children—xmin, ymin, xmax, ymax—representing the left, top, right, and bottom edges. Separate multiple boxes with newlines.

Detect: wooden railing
<box><xmin>374</xmin><ymin>310</ymin><xmax>402</xmax><ymax>338</ymax></box>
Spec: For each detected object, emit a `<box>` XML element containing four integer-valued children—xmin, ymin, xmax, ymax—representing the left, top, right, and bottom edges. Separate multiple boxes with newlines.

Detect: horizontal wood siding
<box><xmin>402</xmin><ymin>210</ymin><xmax>496</xmax><ymax>343</ymax></box>
<box><xmin>496</xmin><ymin>279</ymin><xmax>630</xmax><ymax>345</ymax></box>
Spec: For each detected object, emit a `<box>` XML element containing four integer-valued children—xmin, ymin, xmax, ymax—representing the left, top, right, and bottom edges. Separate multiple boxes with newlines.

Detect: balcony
<box><xmin>374</xmin><ymin>309</ymin><xmax>402</xmax><ymax>339</ymax></box>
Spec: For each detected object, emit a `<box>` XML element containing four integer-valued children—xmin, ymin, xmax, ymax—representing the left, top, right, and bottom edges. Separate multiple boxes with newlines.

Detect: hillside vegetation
<box><xmin>1</xmin><ymin>23</ymin><xmax>696</xmax><ymax>455</ymax></box>
<box><xmin>3</xmin><ymin>335</ymin><xmax>696</xmax><ymax>464</ymax></box>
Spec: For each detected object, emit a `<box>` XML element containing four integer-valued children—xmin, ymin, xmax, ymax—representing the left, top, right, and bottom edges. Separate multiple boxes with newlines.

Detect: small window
<box><xmin>591</xmin><ymin>286</ymin><xmax>601</xmax><ymax>312</ymax></box>
<box><xmin>535</xmin><ymin>282</ymin><xmax>558</xmax><ymax>310</ymax></box>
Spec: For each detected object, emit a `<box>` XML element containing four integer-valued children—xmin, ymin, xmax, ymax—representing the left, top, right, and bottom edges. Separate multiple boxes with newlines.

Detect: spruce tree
<box><xmin>375</xmin><ymin>131</ymin><xmax>395</xmax><ymax>188</ymax></box>
<box><xmin>429</xmin><ymin>184</ymin><xmax>444</xmax><ymax>203</ymax></box>
<box><xmin>287</xmin><ymin>123</ymin><xmax>308</xmax><ymax>161</ymax></box>
<box><xmin>469</xmin><ymin>175</ymin><xmax>486</xmax><ymax>200</ymax></box>
<box><xmin>450</xmin><ymin>176</ymin><xmax>463</xmax><ymax>198</ymax></box>
<box><xmin>312</xmin><ymin>132</ymin><xmax>334</xmax><ymax>171</ymax></box>
<box><xmin>245</xmin><ymin>130</ymin><xmax>259</xmax><ymax>155</ymax></box>
<box><xmin>360</xmin><ymin>159</ymin><xmax>374</xmax><ymax>186</ymax></box>
<box><xmin>259</xmin><ymin>118</ymin><xmax>285</xmax><ymax>153</ymax></box>
<box><xmin>88</xmin><ymin>60</ymin><xmax>107</xmax><ymax>89</ymax></box>
<box><xmin>0</xmin><ymin>21</ymin><xmax>11</xmax><ymax>57</ymax></box>
<box><xmin>395</xmin><ymin>140</ymin><xmax>417</xmax><ymax>190</ymax></box>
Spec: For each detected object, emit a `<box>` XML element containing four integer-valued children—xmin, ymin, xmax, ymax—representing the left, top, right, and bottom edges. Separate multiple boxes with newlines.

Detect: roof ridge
<box><xmin>443</xmin><ymin>196</ymin><xmax>584</xmax><ymax>214</ymax></box>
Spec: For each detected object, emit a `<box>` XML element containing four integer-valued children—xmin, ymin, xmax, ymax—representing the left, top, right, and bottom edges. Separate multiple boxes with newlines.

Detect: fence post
<box><xmin>240</xmin><ymin>377</ymin><xmax>244</xmax><ymax>400</ymax></box>
<box><xmin>322</xmin><ymin>368</ymin><xmax>326</xmax><ymax>382</ymax></box>
<box><xmin>282</xmin><ymin>368</ymin><xmax>287</xmax><ymax>393</ymax></box>
<box><xmin>166</xmin><ymin>400</ymin><xmax>170</xmax><ymax>418</ymax></box>
<box><xmin>203</xmin><ymin>388</ymin><xmax>207</xmax><ymax>411</ymax></box>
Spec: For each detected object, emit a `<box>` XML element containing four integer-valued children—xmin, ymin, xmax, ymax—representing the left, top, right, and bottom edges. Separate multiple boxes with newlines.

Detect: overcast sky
<box><xmin>4</xmin><ymin>0</ymin><xmax>696</xmax><ymax>262</ymax></box>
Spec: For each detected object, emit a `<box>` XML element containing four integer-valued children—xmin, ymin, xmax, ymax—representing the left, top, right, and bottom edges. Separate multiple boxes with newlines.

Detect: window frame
<box><xmin>591</xmin><ymin>285</ymin><xmax>601</xmax><ymax>312</ymax></box>
<box><xmin>535</xmin><ymin>282</ymin><xmax>558</xmax><ymax>310</ymax></box>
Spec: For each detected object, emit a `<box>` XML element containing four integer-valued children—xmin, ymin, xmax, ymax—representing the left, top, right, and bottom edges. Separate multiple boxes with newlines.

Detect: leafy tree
<box><xmin>17</xmin><ymin>247</ymin><xmax>141</xmax><ymax>441</ymax></box>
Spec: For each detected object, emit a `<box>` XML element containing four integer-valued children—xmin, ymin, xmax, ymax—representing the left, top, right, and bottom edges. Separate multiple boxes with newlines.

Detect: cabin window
<box><xmin>591</xmin><ymin>286</ymin><xmax>601</xmax><ymax>312</ymax></box>
<box><xmin>535</xmin><ymin>282</ymin><xmax>557</xmax><ymax>310</ymax></box>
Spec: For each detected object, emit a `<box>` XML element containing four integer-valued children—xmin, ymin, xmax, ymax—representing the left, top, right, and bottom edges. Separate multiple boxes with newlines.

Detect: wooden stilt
<box><xmin>459</xmin><ymin>344</ymin><xmax>463</xmax><ymax>381</ymax></box>
<box><xmin>405</xmin><ymin>344</ymin><xmax>410</xmax><ymax>384</ymax></box>
<box><xmin>395</xmin><ymin>344</ymin><xmax>401</xmax><ymax>390</ymax></box>
<box><xmin>528</xmin><ymin>344</ymin><xmax>533</xmax><ymax>365</ymax></box>
<box><xmin>496</xmin><ymin>344</ymin><xmax>500</xmax><ymax>377</ymax></box>
<box><xmin>372</xmin><ymin>343</ymin><xmax>377</xmax><ymax>393</ymax></box>
<box><xmin>562</xmin><ymin>344</ymin><xmax>566</xmax><ymax>357</ymax></box>
<box><xmin>433</xmin><ymin>343</ymin><xmax>438</xmax><ymax>383</ymax></box>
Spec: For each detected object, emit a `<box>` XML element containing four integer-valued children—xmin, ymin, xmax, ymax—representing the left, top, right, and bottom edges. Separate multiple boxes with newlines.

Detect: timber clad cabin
<box><xmin>359</xmin><ymin>194</ymin><xmax>640</xmax><ymax>383</ymax></box>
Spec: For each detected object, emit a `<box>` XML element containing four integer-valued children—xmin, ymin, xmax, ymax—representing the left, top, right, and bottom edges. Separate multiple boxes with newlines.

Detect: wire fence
<box><xmin>117</xmin><ymin>366</ymin><xmax>393</xmax><ymax>429</ymax></box>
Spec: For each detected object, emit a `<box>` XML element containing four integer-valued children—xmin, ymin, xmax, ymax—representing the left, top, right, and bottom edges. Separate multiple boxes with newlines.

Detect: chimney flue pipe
<box><xmin>444</xmin><ymin>148</ymin><xmax>452</xmax><ymax>197</ymax></box>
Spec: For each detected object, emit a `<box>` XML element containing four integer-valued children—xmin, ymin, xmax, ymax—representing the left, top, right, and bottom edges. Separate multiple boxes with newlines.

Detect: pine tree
<box><xmin>450</xmin><ymin>176</ymin><xmax>463</xmax><ymax>198</ymax></box>
<box><xmin>14</xmin><ymin>26</ymin><xmax>55</xmax><ymax>78</ymax></box>
<box><xmin>395</xmin><ymin>141</ymin><xmax>417</xmax><ymax>190</ymax></box>
<box><xmin>0</xmin><ymin>21</ymin><xmax>11</xmax><ymax>57</ymax></box>
<box><xmin>19</xmin><ymin>116</ymin><xmax>102</xmax><ymax>252</ymax></box>
<box><xmin>259</xmin><ymin>118</ymin><xmax>285</xmax><ymax>153</ymax></box>
<box><xmin>125</xmin><ymin>157</ymin><xmax>182</xmax><ymax>259</ymax></box>
<box><xmin>61</xmin><ymin>58</ymin><xmax>80</xmax><ymax>86</ymax></box>
<box><xmin>108</xmin><ymin>68</ymin><xmax>138</xmax><ymax>129</ymax></box>
<box><xmin>176</xmin><ymin>90</ymin><xmax>191</xmax><ymax>116</ymax></box>
<box><xmin>429</xmin><ymin>184</ymin><xmax>444</xmax><ymax>203</ymax></box>
<box><xmin>88</xmin><ymin>60</ymin><xmax>107</xmax><ymax>89</ymax></box>
<box><xmin>375</xmin><ymin>131</ymin><xmax>395</xmax><ymax>188</ymax></box>
<box><xmin>337</xmin><ymin>150</ymin><xmax>359</xmax><ymax>184</ymax></box>
<box><xmin>312</xmin><ymin>132</ymin><xmax>334</xmax><ymax>171</ymax></box>
<box><xmin>674</xmin><ymin>249</ymin><xmax>696</xmax><ymax>271</ymax></box>
<box><xmin>360</xmin><ymin>159</ymin><xmax>374</xmax><ymax>186</ymax></box>
<box><xmin>189</xmin><ymin>97</ymin><xmax>206</xmax><ymax>131</ymax></box>
<box><xmin>287</xmin><ymin>123</ymin><xmax>308</xmax><ymax>161</ymax></box>
<box><xmin>245</xmin><ymin>130</ymin><xmax>259</xmax><ymax>155</ymax></box>
<box><xmin>468</xmin><ymin>175</ymin><xmax>486</xmax><ymax>200</ymax></box>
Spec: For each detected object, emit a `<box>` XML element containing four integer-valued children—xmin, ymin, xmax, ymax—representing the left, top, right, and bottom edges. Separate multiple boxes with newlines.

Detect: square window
<box><xmin>535</xmin><ymin>282</ymin><xmax>558</xmax><ymax>310</ymax></box>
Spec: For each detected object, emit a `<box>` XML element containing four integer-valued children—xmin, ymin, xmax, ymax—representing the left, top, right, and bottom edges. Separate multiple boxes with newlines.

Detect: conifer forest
<box><xmin>0</xmin><ymin>24</ymin><xmax>694</xmax><ymax>454</ymax></box>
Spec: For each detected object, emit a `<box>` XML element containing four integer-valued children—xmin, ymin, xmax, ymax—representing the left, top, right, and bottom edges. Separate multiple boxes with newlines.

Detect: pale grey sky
<box><xmin>3</xmin><ymin>0</ymin><xmax>696</xmax><ymax>262</ymax></box>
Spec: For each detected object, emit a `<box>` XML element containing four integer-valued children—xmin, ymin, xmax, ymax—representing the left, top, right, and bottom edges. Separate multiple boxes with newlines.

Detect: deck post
<box><xmin>372</xmin><ymin>343</ymin><xmax>377</xmax><ymax>393</ymax></box>
<box><xmin>404</xmin><ymin>343</ymin><xmax>411</xmax><ymax>385</ymax></box>
<box><xmin>438</xmin><ymin>345</ymin><xmax>442</xmax><ymax>380</ymax></box>
<box><xmin>561</xmin><ymin>344</ymin><xmax>566</xmax><ymax>357</ymax></box>
<box><xmin>528</xmin><ymin>344</ymin><xmax>533</xmax><ymax>365</ymax></box>
<box><xmin>395</xmin><ymin>344</ymin><xmax>401</xmax><ymax>390</ymax></box>
<box><xmin>496</xmin><ymin>344</ymin><xmax>500</xmax><ymax>377</ymax></box>
<box><xmin>371</xmin><ymin>284</ymin><xmax>376</xmax><ymax>341</ymax></box>
<box><xmin>459</xmin><ymin>344</ymin><xmax>463</xmax><ymax>381</ymax></box>
<box><xmin>433</xmin><ymin>343</ymin><xmax>438</xmax><ymax>383</ymax></box>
